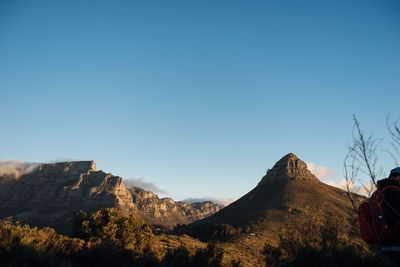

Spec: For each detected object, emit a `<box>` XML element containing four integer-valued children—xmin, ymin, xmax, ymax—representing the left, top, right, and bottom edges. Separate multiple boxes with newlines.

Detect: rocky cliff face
<box><xmin>129</xmin><ymin>186</ymin><xmax>223</xmax><ymax>226</ymax></box>
<box><xmin>260</xmin><ymin>153</ymin><xmax>319</xmax><ymax>183</ymax></box>
<box><xmin>0</xmin><ymin>161</ymin><xmax>223</xmax><ymax>233</ymax></box>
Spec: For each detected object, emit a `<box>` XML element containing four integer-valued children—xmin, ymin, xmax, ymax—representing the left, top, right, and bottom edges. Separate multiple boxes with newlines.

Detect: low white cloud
<box><xmin>182</xmin><ymin>197</ymin><xmax>235</xmax><ymax>206</ymax></box>
<box><xmin>49</xmin><ymin>158</ymin><xmax>82</xmax><ymax>163</ymax></box>
<box><xmin>0</xmin><ymin>160</ymin><xmax>40</xmax><ymax>179</ymax></box>
<box><xmin>322</xmin><ymin>178</ymin><xmax>348</xmax><ymax>191</ymax></box>
<box><xmin>307</xmin><ymin>162</ymin><xmax>373</xmax><ymax>196</ymax></box>
<box><xmin>307</xmin><ymin>162</ymin><xmax>336</xmax><ymax>179</ymax></box>
<box><xmin>124</xmin><ymin>177</ymin><xmax>168</xmax><ymax>194</ymax></box>
<box><xmin>321</xmin><ymin>178</ymin><xmax>371</xmax><ymax>196</ymax></box>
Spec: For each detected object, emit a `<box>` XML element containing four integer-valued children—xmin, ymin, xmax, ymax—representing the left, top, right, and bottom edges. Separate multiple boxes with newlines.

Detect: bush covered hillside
<box><xmin>1</xmin><ymin>207</ymin><xmax>397</xmax><ymax>267</ymax></box>
<box><xmin>0</xmin><ymin>208</ymin><xmax>242</xmax><ymax>267</ymax></box>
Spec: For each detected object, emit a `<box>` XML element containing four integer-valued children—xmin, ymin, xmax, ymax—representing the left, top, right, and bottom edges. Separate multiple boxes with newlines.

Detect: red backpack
<box><xmin>358</xmin><ymin>184</ymin><xmax>400</xmax><ymax>245</ymax></box>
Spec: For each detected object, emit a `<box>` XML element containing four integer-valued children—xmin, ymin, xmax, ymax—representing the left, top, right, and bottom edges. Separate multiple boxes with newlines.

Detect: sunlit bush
<box><xmin>0</xmin><ymin>209</ymin><xmax>241</xmax><ymax>267</ymax></box>
<box><xmin>263</xmin><ymin>212</ymin><xmax>394</xmax><ymax>267</ymax></box>
<box><xmin>73</xmin><ymin>208</ymin><xmax>152</xmax><ymax>250</ymax></box>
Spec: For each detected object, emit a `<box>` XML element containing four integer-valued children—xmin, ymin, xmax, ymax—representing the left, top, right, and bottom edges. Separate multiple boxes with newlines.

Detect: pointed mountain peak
<box><xmin>260</xmin><ymin>153</ymin><xmax>318</xmax><ymax>183</ymax></box>
<box><xmin>278</xmin><ymin>153</ymin><xmax>299</xmax><ymax>163</ymax></box>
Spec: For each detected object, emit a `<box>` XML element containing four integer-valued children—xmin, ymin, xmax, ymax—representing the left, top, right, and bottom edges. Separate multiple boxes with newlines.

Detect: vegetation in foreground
<box><xmin>0</xmin><ymin>208</ymin><xmax>241</xmax><ymax>267</ymax></box>
<box><xmin>263</xmin><ymin>210</ymin><xmax>396</xmax><ymax>267</ymax></box>
<box><xmin>0</xmin><ymin>208</ymin><xmax>396</xmax><ymax>267</ymax></box>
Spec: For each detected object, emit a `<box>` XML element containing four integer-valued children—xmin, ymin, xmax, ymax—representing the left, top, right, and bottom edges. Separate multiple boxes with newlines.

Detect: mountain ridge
<box><xmin>0</xmin><ymin>160</ymin><xmax>223</xmax><ymax>233</ymax></box>
<box><xmin>0</xmin><ymin>154</ymin><xmax>367</xmax><ymax>267</ymax></box>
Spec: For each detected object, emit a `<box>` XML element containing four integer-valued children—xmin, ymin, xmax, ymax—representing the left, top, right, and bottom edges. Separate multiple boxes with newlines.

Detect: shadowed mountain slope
<box><xmin>179</xmin><ymin>153</ymin><xmax>364</xmax><ymax>266</ymax></box>
<box><xmin>187</xmin><ymin>153</ymin><xmax>359</xmax><ymax>228</ymax></box>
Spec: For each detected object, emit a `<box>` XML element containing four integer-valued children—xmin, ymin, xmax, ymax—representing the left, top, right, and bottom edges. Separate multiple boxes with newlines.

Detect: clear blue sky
<box><xmin>1</xmin><ymin>0</ymin><xmax>400</xmax><ymax>201</ymax></box>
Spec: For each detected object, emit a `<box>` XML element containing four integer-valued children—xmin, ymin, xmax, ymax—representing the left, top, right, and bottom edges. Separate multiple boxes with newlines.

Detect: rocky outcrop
<box><xmin>129</xmin><ymin>186</ymin><xmax>224</xmax><ymax>226</ymax></box>
<box><xmin>1</xmin><ymin>161</ymin><xmax>134</xmax><ymax>211</ymax></box>
<box><xmin>35</xmin><ymin>161</ymin><xmax>97</xmax><ymax>175</ymax></box>
<box><xmin>0</xmin><ymin>161</ymin><xmax>223</xmax><ymax>233</ymax></box>
<box><xmin>260</xmin><ymin>153</ymin><xmax>319</xmax><ymax>183</ymax></box>
<box><xmin>0</xmin><ymin>161</ymin><xmax>136</xmax><ymax>232</ymax></box>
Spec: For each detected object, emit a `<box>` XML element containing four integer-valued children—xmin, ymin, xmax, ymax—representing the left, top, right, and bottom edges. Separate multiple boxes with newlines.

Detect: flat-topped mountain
<box><xmin>0</xmin><ymin>161</ymin><xmax>222</xmax><ymax>233</ymax></box>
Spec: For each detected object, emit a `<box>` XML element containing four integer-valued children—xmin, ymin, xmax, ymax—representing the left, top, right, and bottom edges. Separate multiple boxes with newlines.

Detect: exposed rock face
<box><xmin>260</xmin><ymin>153</ymin><xmax>319</xmax><ymax>183</ymax></box>
<box><xmin>189</xmin><ymin>201</ymin><xmax>223</xmax><ymax>218</ymax></box>
<box><xmin>0</xmin><ymin>161</ymin><xmax>135</xmax><ymax>232</ymax></box>
<box><xmin>0</xmin><ymin>161</ymin><xmax>222</xmax><ymax>233</ymax></box>
<box><xmin>129</xmin><ymin>186</ymin><xmax>223</xmax><ymax>226</ymax></box>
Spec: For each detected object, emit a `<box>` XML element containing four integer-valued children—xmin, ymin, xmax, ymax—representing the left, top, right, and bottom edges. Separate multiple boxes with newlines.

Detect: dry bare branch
<box><xmin>344</xmin><ymin>115</ymin><xmax>382</xmax><ymax>199</ymax></box>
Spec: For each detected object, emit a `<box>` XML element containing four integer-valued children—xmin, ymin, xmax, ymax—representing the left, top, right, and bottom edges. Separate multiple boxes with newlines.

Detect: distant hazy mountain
<box><xmin>0</xmin><ymin>161</ymin><xmax>222</xmax><ymax>233</ymax></box>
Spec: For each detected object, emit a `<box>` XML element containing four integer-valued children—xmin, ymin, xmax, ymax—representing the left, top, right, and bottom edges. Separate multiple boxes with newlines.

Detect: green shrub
<box><xmin>191</xmin><ymin>244</ymin><xmax>224</xmax><ymax>267</ymax></box>
<box><xmin>0</xmin><ymin>219</ymin><xmax>83</xmax><ymax>266</ymax></box>
<box><xmin>163</xmin><ymin>246</ymin><xmax>191</xmax><ymax>267</ymax></box>
<box><xmin>0</xmin><ymin>209</ymin><xmax>239</xmax><ymax>267</ymax></box>
<box><xmin>73</xmin><ymin>208</ymin><xmax>152</xmax><ymax>250</ymax></box>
